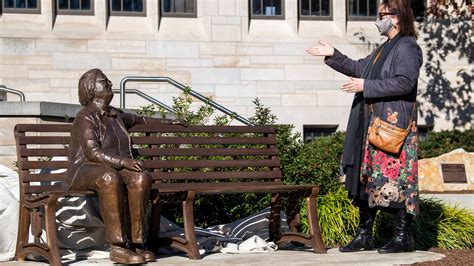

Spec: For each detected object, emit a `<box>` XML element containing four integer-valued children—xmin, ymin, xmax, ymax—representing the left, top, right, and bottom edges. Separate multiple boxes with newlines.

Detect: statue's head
<box><xmin>78</xmin><ymin>69</ymin><xmax>113</xmax><ymax>107</ymax></box>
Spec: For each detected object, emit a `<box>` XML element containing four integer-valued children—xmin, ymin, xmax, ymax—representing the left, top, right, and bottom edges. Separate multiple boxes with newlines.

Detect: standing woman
<box><xmin>306</xmin><ymin>0</ymin><xmax>422</xmax><ymax>253</ymax></box>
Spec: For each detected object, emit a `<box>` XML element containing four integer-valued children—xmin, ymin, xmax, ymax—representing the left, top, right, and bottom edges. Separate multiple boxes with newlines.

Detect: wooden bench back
<box><xmin>14</xmin><ymin>123</ymin><xmax>282</xmax><ymax>196</ymax></box>
<box><xmin>129</xmin><ymin>124</ymin><xmax>282</xmax><ymax>185</ymax></box>
<box><xmin>14</xmin><ymin>124</ymin><xmax>72</xmax><ymax>196</ymax></box>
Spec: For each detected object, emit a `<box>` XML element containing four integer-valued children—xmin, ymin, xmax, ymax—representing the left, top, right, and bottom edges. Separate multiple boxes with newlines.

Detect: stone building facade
<box><xmin>0</xmin><ymin>0</ymin><xmax>470</xmax><ymax>140</ymax></box>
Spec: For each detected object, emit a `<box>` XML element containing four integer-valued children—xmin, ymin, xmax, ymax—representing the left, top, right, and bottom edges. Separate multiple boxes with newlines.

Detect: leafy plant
<box><xmin>419</xmin><ymin>129</ymin><xmax>473</xmax><ymax>158</ymax></box>
<box><xmin>171</xmin><ymin>86</ymin><xmax>217</xmax><ymax>125</ymax></box>
<box><xmin>300</xmin><ymin>186</ymin><xmax>359</xmax><ymax>247</ymax></box>
<box><xmin>248</xmin><ymin>98</ymin><xmax>277</xmax><ymax>126</ymax></box>
<box><xmin>374</xmin><ymin>196</ymin><xmax>474</xmax><ymax>250</ymax></box>
<box><xmin>301</xmin><ymin>187</ymin><xmax>474</xmax><ymax>250</ymax></box>
<box><xmin>284</xmin><ymin>132</ymin><xmax>344</xmax><ymax>195</ymax></box>
<box><xmin>136</xmin><ymin>104</ymin><xmax>159</xmax><ymax>118</ymax></box>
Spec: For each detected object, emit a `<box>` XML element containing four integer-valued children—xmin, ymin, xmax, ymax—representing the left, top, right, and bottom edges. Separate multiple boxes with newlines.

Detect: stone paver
<box><xmin>1</xmin><ymin>248</ymin><xmax>445</xmax><ymax>265</ymax></box>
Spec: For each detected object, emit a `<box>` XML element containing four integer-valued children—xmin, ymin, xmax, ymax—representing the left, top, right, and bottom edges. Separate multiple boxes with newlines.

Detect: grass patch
<box><xmin>302</xmin><ymin>188</ymin><xmax>474</xmax><ymax>249</ymax></box>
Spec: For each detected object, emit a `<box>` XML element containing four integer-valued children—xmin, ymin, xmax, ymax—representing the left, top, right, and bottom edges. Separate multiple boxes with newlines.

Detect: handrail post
<box><xmin>119</xmin><ymin>76</ymin><xmax>253</xmax><ymax>126</ymax></box>
<box><xmin>0</xmin><ymin>85</ymin><xmax>26</xmax><ymax>101</ymax></box>
<box><xmin>119</xmin><ymin>78</ymin><xmax>127</xmax><ymax>109</ymax></box>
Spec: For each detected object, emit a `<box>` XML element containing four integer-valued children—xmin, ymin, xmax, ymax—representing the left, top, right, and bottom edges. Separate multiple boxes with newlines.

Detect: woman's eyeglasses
<box><xmin>95</xmin><ymin>79</ymin><xmax>112</xmax><ymax>87</ymax></box>
<box><xmin>378</xmin><ymin>12</ymin><xmax>395</xmax><ymax>20</ymax></box>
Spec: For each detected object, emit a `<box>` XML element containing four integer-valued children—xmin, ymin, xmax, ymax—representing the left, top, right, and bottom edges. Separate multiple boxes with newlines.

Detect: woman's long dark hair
<box><xmin>382</xmin><ymin>0</ymin><xmax>418</xmax><ymax>38</ymax></box>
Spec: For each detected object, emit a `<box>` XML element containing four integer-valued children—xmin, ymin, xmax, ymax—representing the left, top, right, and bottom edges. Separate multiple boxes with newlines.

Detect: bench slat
<box><xmin>135</xmin><ymin>147</ymin><xmax>278</xmax><ymax>157</ymax></box>
<box><xmin>18</xmin><ymin>136</ymin><xmax>70</xmax><ymax>145</ymax></box>
<box><xmin>24</xmin><ymin>184</ymin><xmax>63</xmax><ymax>194</ymax></box>
<box><xmin>15</xmin><ymin>124</ymin><xmax>72</xmax><ymax>133</ymax></box>
<box><xmin>143</xmin><ymin>158</ymin><xmax>280</xmax><ymax>168</ymax></box>
<box><xmin>20</xmin><ymin>147</ymin><xmax>69</xmax><ymax>157</ymax></box>
<box><xmin>130</xmin><ymin>125</ymin><xmax>275</xmax><ymax>134</ymax></box>
<box><xmin>132</xmin><ymin>136</ymin><xmax>276</xmax><ymax>145</ymax></box>
<box><xmin>24</xmin><ymin>173</ymin><xmax>65</xmax><ymax>182</ymax></box>
<box><xmin>154</xmin><ymin>182</ymin><xmax>317</xmax><ymax>194</ymax></box>
<box><xmin>150</xmin><ymin>170</ymin><xmax>281</xmax><ymax>180</ymax></box>
<box><xmin>21</xmin><ymin>161</ymin><xmax>68</xmax><ymax>170</ymax></box>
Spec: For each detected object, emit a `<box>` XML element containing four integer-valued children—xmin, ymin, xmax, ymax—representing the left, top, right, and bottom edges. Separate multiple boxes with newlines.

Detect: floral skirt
<box><xmin>361</xmin><ymin>123</ymin><xmax>419</xmax><ymax>215</ymax></box>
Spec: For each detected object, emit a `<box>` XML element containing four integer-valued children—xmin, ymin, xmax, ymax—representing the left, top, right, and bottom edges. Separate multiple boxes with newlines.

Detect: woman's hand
<box><xmin>121</xmin><ymin>158</ymin><xmax>144</xmax><ymax>172</ymax></box>
<box><xmin>305</xmin><ymin>41</ymin><xmax>335</xmax><ymax>57</ymax></box>
<box><xmin>341</xmin><ymin>77</ymin><xmax>365</xmax><ymax>93</ymax></box>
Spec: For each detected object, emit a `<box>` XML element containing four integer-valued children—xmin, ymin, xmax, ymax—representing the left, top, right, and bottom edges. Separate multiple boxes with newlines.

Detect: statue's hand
<box><xmin>121</xmin><ymin>158</ymin><xmax>144</xmax><ymax>172</ymax></box>
<box><xmin>171</xmin><ymin>119</ymin><xmax>187</xmax><ymax>127</ymax></box>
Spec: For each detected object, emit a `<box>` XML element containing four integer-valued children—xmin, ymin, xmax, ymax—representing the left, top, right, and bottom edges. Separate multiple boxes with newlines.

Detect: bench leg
<box><xmin>306</xmin><ymin>187</ymin><xmax>326</xmax><ymax>253</ymax></box>
<box><xmin>15</xmin><ymin>204</ymin><xmax>31</xmax><ymax>261</ymax></box>
<box><xmin>44</xmin><ymin>194</ymin><xmax>61</xmax><ymax>266</ymax></box>
<box><xmin>149</xmin><ymin>195</ymin><xmax>162</xmax><ymax>241</ymax></box>
<box><xmin>269</xmin><ymin>193</ymin><xmax>281</xmax><ymax>241</ymax></box>
<box><xmin>15</xmin><ymin>195</ymin><xmax>62</xmax><ymax>266</ymax></box>
<box><xmin>182</xmin><ymin>191</ymin><xmax>201</xmax><ymax>260</ymax></box>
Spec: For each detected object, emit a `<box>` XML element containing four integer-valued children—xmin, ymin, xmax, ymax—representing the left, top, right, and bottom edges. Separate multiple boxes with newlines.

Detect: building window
<box><xmin>299</xmin><ymin>0</ymin><xmax>332</xmax><ymax>20</ymax></box>
<box><xmin>109</xmin><ymin>0</ymin><xmax>145</xmax><ymax>16</ymax></box>
<box><xmin>56</xmin><ymin>0</ymin><xmax>94</xmax><ymax>15</ymax></box>
<box><xmin>347</xmin><ymin>0</ymin><xmax>378</xmax><ymax>20</ymax></box>
<box><xmin>417</xmin><ymin>124</ymin><xmax>434</xmax><ymax>142</ymax></box>
<box><xmin>411</xmin><ymin>0</ymin><xmax>425</xmax><ymax>22</ymax></box>
<box><xmin>161</xmin><ymin>0</ymin><xmax>197</xmax><ymax>17</ymax></box>
<box><xmin>2</xmin><ymin>0</ymin><xmax>41</xmax><ymax>14</ymax></box>
<box><xmin>250</xmin><ymin>0</ymin><xmax>285</xmax><ymax>19</ymax></box>
<box><xmin>303</xmin><ymin>125</ymin><xmax>338</xmax><ymax>142</ymax></box>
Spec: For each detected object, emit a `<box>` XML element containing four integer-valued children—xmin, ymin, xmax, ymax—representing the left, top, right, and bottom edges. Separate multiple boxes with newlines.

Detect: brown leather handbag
<box><xmin>368</xmin><ymin>102</ymin><xmax>416</xmax><ymax>154</ymax></box>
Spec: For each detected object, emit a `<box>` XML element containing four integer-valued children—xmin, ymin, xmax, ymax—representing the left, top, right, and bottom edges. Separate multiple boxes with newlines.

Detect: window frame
<box><xmin>161</xmin><ymin>0</ymin><xmax>197</xmax><ymax>18</ymax></box>
<box><xmin>417</xmin><ymin>124</ymin><xmax>434</xmax><ymax>142</ymax></box>
<box><xmin>299</xmin><ymin>0</ymin><xmax>333</xmax><ymax>21</ymax></box>
<box><xmin>56</xmin><ymin>0</ymin><xmax>94</xmax><ymax>16</ymax></box>
<box><xmin>250</xmin><ymin>0</ymin><xmax>285</xmax><ymax>20</ymax></box>
<box><xmin>2</xmin><ymin>0</ymin><xmax>41</xmax><ymax>14</ymax></box>
<box><xmin>108</xmin><ymin>0</ymin><xmax>146</xmax><ymax>17</ymax></box>
<box><xmin>347</xmin><ymin>0</ymin><xmax>378</xmax><ymax>21</ymax></box>
<box><xmin>303</xmin><ymin>125</ymin><xmax>338</xmax><ymax>142</ymax></box>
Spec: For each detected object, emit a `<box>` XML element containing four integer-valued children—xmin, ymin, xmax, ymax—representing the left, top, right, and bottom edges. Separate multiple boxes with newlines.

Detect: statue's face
<box><xmin>94</xmin><ymin>71</ymin><xmax>114</xmax><ymax>106</ymax></box>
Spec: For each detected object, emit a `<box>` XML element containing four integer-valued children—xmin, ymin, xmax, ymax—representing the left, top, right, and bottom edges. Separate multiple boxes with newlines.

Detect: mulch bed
<box><xmin>411</xmin><ymin>248</ymin><xmax>474</xmax><ymax>265</ymax></box>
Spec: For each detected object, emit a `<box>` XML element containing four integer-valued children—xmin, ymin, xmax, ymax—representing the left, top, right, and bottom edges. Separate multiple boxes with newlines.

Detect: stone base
<box><xmin>419</xmin><ymin>149</ymin><xmax>473</xmax><ymax>192</ymax></box>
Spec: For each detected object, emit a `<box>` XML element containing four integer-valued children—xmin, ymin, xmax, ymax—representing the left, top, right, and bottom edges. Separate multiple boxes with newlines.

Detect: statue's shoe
<box><xmin>136</xmin><ymin>248</ymin><xmax>156</xmax><ymax>262</ymax></box>
<box><xmin>110</xmin><ymin>245</ymin><xmax>146</xmax><ymax>264</ymax></box>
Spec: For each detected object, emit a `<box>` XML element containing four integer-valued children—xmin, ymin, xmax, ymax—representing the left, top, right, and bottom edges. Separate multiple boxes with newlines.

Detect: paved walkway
<box><xmin>422</xmin><ymin>194</ymin><xmax>474</xmax><ymax>212</ymax></box>
<box><xmin>2</xmin><ymin>248</ymin><xmax>445</xmax><ymax>265</ymax></box>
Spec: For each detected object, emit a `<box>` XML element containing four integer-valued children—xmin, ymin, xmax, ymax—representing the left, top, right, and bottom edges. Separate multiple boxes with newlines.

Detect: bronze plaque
<box><xmin>441</xmin><ymin>164</ymin><xmax>467</xmax><ymax>183</ymax></box>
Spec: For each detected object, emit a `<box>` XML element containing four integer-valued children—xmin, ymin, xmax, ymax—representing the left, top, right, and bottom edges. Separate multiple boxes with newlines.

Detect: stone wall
<box><xmin>0</xmin><ymin>0</ymin><xmax>470</xmax><ymax>132</ymax></box>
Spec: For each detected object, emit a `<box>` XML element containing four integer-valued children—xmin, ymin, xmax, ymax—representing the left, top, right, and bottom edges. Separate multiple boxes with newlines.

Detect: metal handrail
<box><xmin>0</xmin><ymin>85</ymin><xmax>26</xmax><ymax>101</ymax></box>
<box><xmin>112</xmin><ymin>89</ymin><xmax>173</xmax><ymax>113</ymax></box>
<box><xmin>119</xmin><ymin>76</ymin><xmax>253</xmax><ymax>126</ymax></box>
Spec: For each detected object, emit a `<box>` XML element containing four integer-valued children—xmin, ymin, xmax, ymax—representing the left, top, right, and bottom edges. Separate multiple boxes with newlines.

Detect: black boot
<box><xmin>378</xmin><ymin>208</ymin><xmax>415</xmax><ymax>253</ymax></box>
<box><xmin>339</xmin><ymin>203</ymin><xmax>377</xmax><ymax>252</ymax></box>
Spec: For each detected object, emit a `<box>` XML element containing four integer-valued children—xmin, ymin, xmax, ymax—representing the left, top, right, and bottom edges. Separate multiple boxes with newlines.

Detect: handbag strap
<box><xmin>370</xmin><ymin>101</ymin><xmax>416</xmax><ymax>130</ymax></box>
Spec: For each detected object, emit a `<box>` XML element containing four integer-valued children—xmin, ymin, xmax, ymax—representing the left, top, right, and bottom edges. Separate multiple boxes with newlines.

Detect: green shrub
<box><xmin>303</xmin><ymin>188</ymin><xmax>474</xmax><ymax>249</ymax></box>
<box><xmin>419</xmin><ymin>129</ymin><xmax>474</xmax><ymax>158</ymax></box>
<box><xmin>300</xmin><ymin>186</ymin><xmax>359</xmax><ymax>247</ymax></box>
<box><xmin>284</xmin><ymin>132</ymin><xmax>345</xmax><ymax>195</ymax></box>
<box><xmin>375</xmin><ymin>196</ymin><xmax>474</xmax><ymax>250</ymax></box>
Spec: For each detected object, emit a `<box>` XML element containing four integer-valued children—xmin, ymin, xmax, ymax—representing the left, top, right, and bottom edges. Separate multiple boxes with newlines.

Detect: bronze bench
<box><xmin>14</xmin><ymin>123</ymin><xmax>326</xmax><ymax>265</ymax></box>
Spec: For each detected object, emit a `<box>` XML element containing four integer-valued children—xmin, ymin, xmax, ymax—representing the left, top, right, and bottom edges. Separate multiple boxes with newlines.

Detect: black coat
<box><xmin>325</xmin><ymin>36</ymin><xmax>423</xmax><ymax>200</ymax></box>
